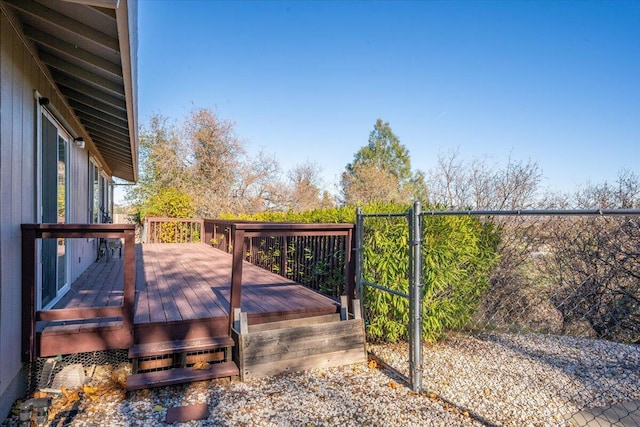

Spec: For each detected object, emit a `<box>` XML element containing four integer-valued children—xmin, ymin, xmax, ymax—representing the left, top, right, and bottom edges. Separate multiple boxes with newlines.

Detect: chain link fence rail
<box><xmin>358</xmin><ymin>204</ymin><xmax>640</xmax><ymax>426</ymax></box>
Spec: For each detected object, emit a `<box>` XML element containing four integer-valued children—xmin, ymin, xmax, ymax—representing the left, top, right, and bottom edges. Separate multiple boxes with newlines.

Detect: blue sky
<box><xmin>136</xmin><ymin>0</ymin><xmax>639</xmax><ymax>198</ymax></box>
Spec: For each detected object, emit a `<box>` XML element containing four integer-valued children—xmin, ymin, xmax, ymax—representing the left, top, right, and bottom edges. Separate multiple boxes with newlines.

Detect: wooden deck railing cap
<box><xmin>22</xmin><ymin>223</ymin><xmax>135</xmax><ymax>231</ymax></box>
<box><xmin>232</xmin><ymin>222</ymin><xmax>355</xmax><ymax>230</ymax></box>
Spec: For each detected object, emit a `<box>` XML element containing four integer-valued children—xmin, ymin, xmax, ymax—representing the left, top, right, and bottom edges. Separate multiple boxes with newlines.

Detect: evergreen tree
<box><xmin>341</xmin><ymin>118</ymin><xmax>426</xmax><ymax>205</ymax></box>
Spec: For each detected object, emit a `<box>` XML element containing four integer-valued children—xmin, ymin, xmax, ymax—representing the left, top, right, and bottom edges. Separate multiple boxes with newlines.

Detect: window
<box><xmin>88</xmin><ymin>159</ymin><xmax>113</xmax><ymax>223</ymax></box>
<box><xmin>89</xmin><ymin>159</ymin><xmax>100</xmax><ymax>223</ymax></box>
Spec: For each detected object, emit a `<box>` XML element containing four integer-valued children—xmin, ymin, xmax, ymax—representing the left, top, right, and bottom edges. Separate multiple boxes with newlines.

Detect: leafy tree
<box><xmin>142</xmin><ymin>187</ymin><xmax>195</xmax><ymax>219</ymax></box>
<box><xmin>342</xmin><ymin>163</ymin><xmax>406</xmax><ymax>205</ymax></box>
<box><xmin>139</xmin><ymin>187</ymin><xmax>197</xmax><ymax>243</ymax></box>
<box><xmin>186</xmin><ymin>108</ymin><xmax>244</xmax><ymax>216</ymax></box>
<box><xmin>287</xmin><ymin>161</ymin><xmax>328</xmax><ymax>212</ymax></box>
<box><xmin>126</xmin><ymin>114</ymin><xmax>187</xmax><ymax>212</ymax></box>
<box><xmin>341</xmin><ymin>119</ymin><xmax>426</xmax><ymax>205</ymax></box>
<box><xmin>230</xmin><ymin>150</ymin><xmax>286</xmax><ymax>213</ymax></box>
<box><xmin>128</xmin><ymin>109</ymin><xmax>295</xmax><ymax>218</ymax></box>
<box><xmin>348</xmin><ymin>119</ymin><xmax>413</xmax><ymax>182</ymax></box>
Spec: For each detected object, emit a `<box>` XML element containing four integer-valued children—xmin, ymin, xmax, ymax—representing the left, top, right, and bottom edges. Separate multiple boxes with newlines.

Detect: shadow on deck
<box><xmin>39</xmin><ymin>243</ymin><xmax>340</xmax><ymax>354</ymax></box>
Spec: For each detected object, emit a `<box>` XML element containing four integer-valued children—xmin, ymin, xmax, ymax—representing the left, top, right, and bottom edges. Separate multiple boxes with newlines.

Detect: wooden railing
<box><xmin>203</xmin><ymin>220</ymin><xmax>356</xmax><ymax>332</ymax></box>
<box><xmin>144</xmin><ymin>217</ymin><xmax>204</xmax><ymax>243</ymax></box>
<box><xmin>21</xmin><ymin>223</ymin><xmax>136</xmax><ymax>362</ymax></box>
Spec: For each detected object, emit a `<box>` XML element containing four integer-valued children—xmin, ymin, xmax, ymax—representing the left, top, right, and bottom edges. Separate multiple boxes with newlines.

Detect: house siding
<box><xmin>0</xmin><ymin>8</ymin><xmax>105</xmax><ymax>421</ymax></box>
<box><xmin>1</xmin><ymin>11</ymin><xmax>30</xmax><ymax>420</ymax></box>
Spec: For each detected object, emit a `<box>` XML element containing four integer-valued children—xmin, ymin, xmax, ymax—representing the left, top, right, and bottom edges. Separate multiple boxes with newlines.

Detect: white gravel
<box><xmin>24</xmin><ymin>363</ymin><xmax>481</xmax><ymax>427</ymax></box>
<box><xmin>369</xmin><ymin>332</ymin><xmax>640</xmax><ymax>426</ymax></box>
<box><xmin>5</xmin><ymin>332</ymin><xmax>639</xmax><ymax>426</ymax></box>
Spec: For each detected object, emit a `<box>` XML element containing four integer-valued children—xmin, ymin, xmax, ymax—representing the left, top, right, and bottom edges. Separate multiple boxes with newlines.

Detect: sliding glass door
<box><xmin>40</xmin><ymin>111</ymin><xmax>70</xmax><ymax>309</ymax></box>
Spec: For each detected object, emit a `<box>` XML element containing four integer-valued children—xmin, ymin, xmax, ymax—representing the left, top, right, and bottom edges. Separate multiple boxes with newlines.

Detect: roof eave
<box><xmin>115</xmin><ymin>0</ymin><xmax>138</xmax><ymax>182</ymax></box>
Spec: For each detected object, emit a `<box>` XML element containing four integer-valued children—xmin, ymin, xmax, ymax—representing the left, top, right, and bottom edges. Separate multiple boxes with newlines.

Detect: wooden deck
<box><xmin>39</xmin><ymin>243</ymin><xmax>339</xmax><ymax>356</ymax></box>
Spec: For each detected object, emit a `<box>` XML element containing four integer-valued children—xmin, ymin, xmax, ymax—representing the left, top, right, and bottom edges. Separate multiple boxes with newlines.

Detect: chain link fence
<box><xmin>359</xmin><ymin>204</ymin><xmax>640</xmax><ymax>426</ymax></box>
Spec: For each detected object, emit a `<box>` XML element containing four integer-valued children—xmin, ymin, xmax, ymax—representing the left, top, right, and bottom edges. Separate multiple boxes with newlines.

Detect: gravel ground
<box><xmin>5</xmin><ymin>332</ymin><xmax>639</xmax><ymax>426</ymax></box>
<box><xmin>369</xmin><ymin>332</ymin><xmax>640</xmax><ymax>426</ymax></box>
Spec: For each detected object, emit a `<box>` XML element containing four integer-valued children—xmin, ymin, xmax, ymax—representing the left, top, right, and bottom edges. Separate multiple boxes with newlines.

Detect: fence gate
<box><xmin>356</xmin><ymin>203</ymin><xmax>640</xmax><ymax>426</ymax></box>
<box><xmin>356</xmin><ymin>202</ymin><xmax>424</xmax><ymax>391</ymax></box>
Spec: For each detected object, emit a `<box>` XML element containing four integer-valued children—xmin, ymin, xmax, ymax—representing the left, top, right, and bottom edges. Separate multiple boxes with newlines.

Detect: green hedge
<box><xmin>224</xmin><ymin>203</ymin><xmax>499</xmax><ymax>342</ymax></box>
<box><xmin>363</xmin><ymin>211</ymin><xmax>499</xmax><ymax>342</ymax></box>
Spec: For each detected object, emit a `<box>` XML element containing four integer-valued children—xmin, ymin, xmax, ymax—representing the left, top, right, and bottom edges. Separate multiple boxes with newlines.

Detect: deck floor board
<box><xmin>44</xmin><ymin>243</ymin><xmax>339</xmax><ymax>352</ymax></box>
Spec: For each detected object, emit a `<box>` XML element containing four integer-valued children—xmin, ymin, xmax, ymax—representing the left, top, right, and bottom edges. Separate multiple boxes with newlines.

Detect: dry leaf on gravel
<box><xmin>82</xmin><ymin>383</ymin><xmax>121</xmax><ymax>402</ymax></box>
<box><xmin>46</xmin><ymin>386</ymin><xmax>81</xmax><ymax>422</ymax></box>
<box><xmin>367</xmin><ymin>358</ymin><xmax>378</xmax><ymax>369</ymax></box>
<box><xmin>60</xmin><ymin>386</ymin><xmax>80</xmax><ymax>405</ymax></box>
<box><xmin>111</xmin><ymin>364</ymin><xmax>130</xmax><ymax>389</ymax></box>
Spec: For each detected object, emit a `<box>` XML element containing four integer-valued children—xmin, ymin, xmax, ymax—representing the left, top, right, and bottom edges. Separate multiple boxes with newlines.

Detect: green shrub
<box><xmin>140</xmin><ymin>188</ymin><xmax>198</xmax><ymax>243</ymax></box>
<box><xmin>225</xmin><ymin>203</ymin><xmax>499</xmax><ymax>342</ymax></box>
<box><xmin>361</xmin><ymin>205</ymin><xmax>500</xmax><ymax>342</ymax></box>
<box><xmin>140</xmin><ymin>187</ymin><xmax>195</xmax><ymax>220</ymax></box>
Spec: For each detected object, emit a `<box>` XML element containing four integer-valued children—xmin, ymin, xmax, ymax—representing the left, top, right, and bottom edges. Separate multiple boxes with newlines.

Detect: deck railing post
<box><xmin>21</xmin><ymin>225</ymin><xmax>37</xmax><ymax>362</ymax></box>
<box><xmin>122</xmin><ymin>228</ymin><xmax>136</xmax><ymax>346</ymax></box>
<box><xmin>229</xmin><ymin>225</ymin><xmax>245</xmax><ymax>333</ymax></box>
<box><xmin>345</xmin><ymin>226</ymin><xmax>356</xmax><ymax>309</ymax></box>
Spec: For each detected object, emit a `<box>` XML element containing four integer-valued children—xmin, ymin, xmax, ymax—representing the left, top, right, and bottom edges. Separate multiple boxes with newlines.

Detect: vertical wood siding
<box><xmin>0</xmin><ymin>10</ymin><xmax>27</xmax><ymax>399</ymax></box>
<box><xmin>0</xmin><ymin>9</ymin><xmax>105</xmax><ymax>415</ymax></box>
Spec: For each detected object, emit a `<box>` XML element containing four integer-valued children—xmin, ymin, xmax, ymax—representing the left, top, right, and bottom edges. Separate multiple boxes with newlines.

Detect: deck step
<box><xmin>248</xmin><ymin>313</ymin><xmax>341</xmax><ymax>333</ymax></box>
<box><xmin>126</xmin><ymin>361</ymin><xmax>239</xmax><ymax>391</ymax></box>
<box><xmin>128</xmin><ymin>336</ymin><xmax>235</xmax><ymax>359</ymax></box>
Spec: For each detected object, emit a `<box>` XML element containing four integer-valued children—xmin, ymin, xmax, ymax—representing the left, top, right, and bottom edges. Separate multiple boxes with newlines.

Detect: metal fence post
<box><xmin>408</xmin><ymin>200</ymin><xmax>423</xmax><ymax>392</ymax></box>
<box><xmin>355</xmin><ymin>207</ymin><xmax>364</xmax><ymax>314</ymax></box>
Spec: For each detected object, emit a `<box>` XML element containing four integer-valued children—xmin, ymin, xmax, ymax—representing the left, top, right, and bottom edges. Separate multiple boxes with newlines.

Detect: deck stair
<box><xmin>232</xmin><ymin>297</ymin><xmax>367</xmax><ymax>380</ymax></box>
<box><xmin>126</xmin><ymin>336</ymin><xmax>239</xmax><ymax>391</ymax></box>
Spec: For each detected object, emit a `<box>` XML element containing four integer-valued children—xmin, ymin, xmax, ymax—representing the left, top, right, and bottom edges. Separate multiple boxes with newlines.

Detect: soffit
<box><xmin>3</xmin><ymin>0</ymin><xmax>138</xmax><ymax>181</ymax></box>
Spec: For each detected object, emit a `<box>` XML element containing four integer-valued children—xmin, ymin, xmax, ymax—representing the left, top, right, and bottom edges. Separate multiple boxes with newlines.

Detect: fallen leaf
<box><xmin>153</xmin><ymin>405</ymin><xmax>165</xmax><ymax>412</ymax></box>
<box><xmin>387</xmin><ymin>381</ymin><xmax>398</xmax><ymax>389</ymax></box>
<box><xmin>82</xmin><ymin>384</ymin><xmax>111</xmax><ymax>402</ymax></box>
<box><xmin>61</xmin><ymin>387</ymin><xmax>80</xmax><ymax>405</ymax></box>
<box><xmin>111</xmin><ymin>364</ymin><xmax>130</xmax><ymax>389</ymax></box>
<box><xmin>82</xmin><ymin>384</ymin><xmax>99</xmax><ymax>395</ymax></box>
<box><xmin>192</xmin><ymin>361</ymin><xmax>210</xmax><ymax>370</ymax></box>
<box><xmin>10</xmin><ymin>401</ymin><xmax>23</xmax><ymax>415</ymax></box>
